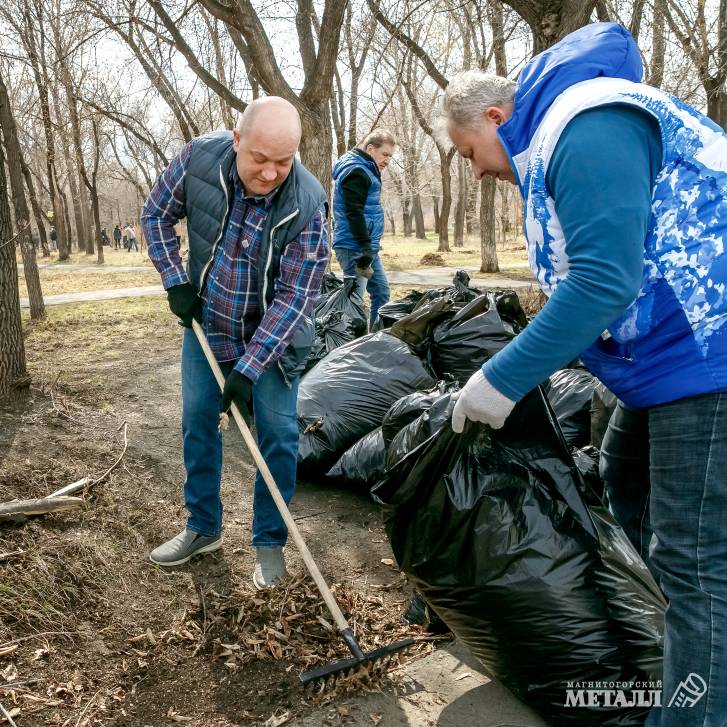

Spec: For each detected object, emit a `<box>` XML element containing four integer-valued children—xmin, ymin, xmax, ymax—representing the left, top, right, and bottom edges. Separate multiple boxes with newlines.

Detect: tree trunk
<box><xmin>0</xmin><ymin>140</ymin><xmax>26</xmax><ymax>399</ymax></box>
<box><xmin>412</xmin><ymin>193</ymin><xmax>426</xmax><ymax>239</ymax></box>
<box><xmin>0</xmin><ymin>70</ymin><xmax>45</xmax><ymax>319</ymax></box>
<box><xmin>385</xmin><ymin>207</ymin><xmax>395</xmax><ymax>235</ymax></box>
<box><xmin>402</xmin><ymin>195</ymin><xmax>413</xmax><ymax>237</ymax></box>
<box><xmin>20</xmin><ymin>157</ymin><xmax>49</xmax><ymax>256</ymax></box>
<box><xmin>466</xmin><ymin>178</ymin><xmax>479</xmax><ymax>235</ymax></box>
<box><xmin>706</xmin><ymin>81</ymin><xmax>727</xmax><ymax>132</ymax></box>
<box><xmin>453</xmin><ymin>156</ymin><xmax>466</xmax><ymax>247</ymax></box>
<box><xmin>503</xmin><ymin>1</ymin><xmax>598</xmax><ymax>54</ymax></box>
<box><xmin>432</xmin><ymin>194</ymin><xmax>440</xmax><ymax>234</ymax></box>
<box><xmin>648</xmin><ymin>0</ymin><xmax>666</xmax><ymax>88</ymax></box>
<box><xmin>59</xmin><ymin>186</ymin><xmax>72</xmax><ymax>253</ymax></box>
<box><xmin>438</xmin><ymin>146</ymin><xmax>453</xmax><ymax>252</ymax></box>
<box><xmin>479</xmin><ymin>177</ymin><xmax>499</xmax><ymax>273</ymax></box>
<box><xmin>299</xmin><ymin>105</ymin><xmax>334</xmax><ymax>196</ymax></box>
<box><xmin>81</xmin><ymin>182</ymin><xmax>95</xmax><ymax>254</ymax></box>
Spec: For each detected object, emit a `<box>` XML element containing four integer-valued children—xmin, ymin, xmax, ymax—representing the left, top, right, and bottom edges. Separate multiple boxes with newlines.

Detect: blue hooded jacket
<box><xmin>486</xmin><ymin>22</ymin><xmax>727</xmax><ymax>408</ymax></box>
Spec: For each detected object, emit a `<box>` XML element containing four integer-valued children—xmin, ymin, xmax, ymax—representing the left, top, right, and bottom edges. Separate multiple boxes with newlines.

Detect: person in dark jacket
<box><xmin>444</xmin><ymin>23</ymin><xmax>727</xmax><ymax>726</ymax></box>
<box><xmin>332</xmin><ymin>130</ymin><xmax>395</xmax><ymax>327</ymax></box>
<box><xmin>113</xmin><ymin>224</ymin><xmax>122</xmax><ymax>249</ymax></box>
<box><xmin>141</xmin><ymin>97</ymin><xmax>329</xmax><ymax>588</ymax></box>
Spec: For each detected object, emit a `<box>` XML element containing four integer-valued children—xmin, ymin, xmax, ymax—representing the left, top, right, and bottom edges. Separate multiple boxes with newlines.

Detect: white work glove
<box><xmin>451</xmin><ymin>369</ymin><xmax>516</xmax><ymax>433</ymax></box>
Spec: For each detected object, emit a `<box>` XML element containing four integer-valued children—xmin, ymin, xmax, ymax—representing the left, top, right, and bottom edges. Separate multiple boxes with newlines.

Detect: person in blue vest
<box><xmin>141</xmin><ymin>97</ymin><xmax>329</xmax><ymax>589</ymax></box>
<box><xmin>332</xmin><ymin>130</ymin><xmax>395</xmax><ymax>327</ymax></box>
<box><xmin>443</xmin><ymin>23</ymin><xmax>727</xmax><ymax>726</ymax></box>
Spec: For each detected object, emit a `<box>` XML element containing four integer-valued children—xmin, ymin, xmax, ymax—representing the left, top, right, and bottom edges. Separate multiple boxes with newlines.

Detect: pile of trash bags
<box><xmin>297</xmin><ymin>331</ymin><xmax>436</xmax><ymax>473</ymax></box>
<box><xmin>372</xmin><ymin>388</ymin><xmax>665</xmax><ymax>725</ymax></box>
<box><xmin>297</xmin><ymin>273</ymin><xmax>669</xmax><ymax>723</ymax></box>
<box><xmin>299</xmin><ymin>272</ymin><xmax>528</xmax><ymax>479</ymax></box>
<box><xmin>304</xmin><ymin>274</ymin><xmax>367</xmax><ymax>372</ymax></box>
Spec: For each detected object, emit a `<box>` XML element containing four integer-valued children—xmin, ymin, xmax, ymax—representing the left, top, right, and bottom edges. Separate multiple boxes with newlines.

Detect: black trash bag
<box><xmin>372</xmin><ymin>290</ymin><xmax>425</xmax><ymax>331</ymax></box>
<box><xmin>428</xmin><ymin>290</ymin><xmax>527</xmax><ymax>384</ymax></box>
<box><xmin>297</xmin><ymin>332</ymin><xmax>437</xmax><ymax>474</ymax></box>
<box><xmin>304</xmin><ymin>277</ymin><xmax>367</xmax><ymax>372</ymax></box>
<box><xmin>402</xmin><ymin>590</ymin><xmax>450</xmax><ymax>634</ymax></box>
<box><xmin>325</xmin><ymin>427</ymin><xmax>386</xmax><ymax>492</ymax></box>
<box><xmin>591</xmin><ymin>383</ymin><xmax>619</xmax><ymax>449</ymax></box>
<box><xmin>381</xmin><ymin>381</ymin><xmax>458</xmax><ymax>451</ymax></box>
<box><xmin>320</xmin><ymin>270</ymin><xmax>344</xmax><ymax>296</ymax></box>
<box><xmin>545</xmin><ymin>367</ymin><xmax>600</xmax><ymax>448</ymax></box>
<box><xmin>374</xmin><ymin>388</ymin><xmax>665</xmax><ymax>726</ymax></box>
<box><xmin>572</xmin><ymin>444</ymin><xmax>606</xmax><ymax>507</ymax></box>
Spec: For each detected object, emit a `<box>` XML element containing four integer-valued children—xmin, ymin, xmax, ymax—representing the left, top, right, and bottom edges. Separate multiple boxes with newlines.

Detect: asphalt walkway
<box><xmin>19</xmin><ymin>265</ymin><xmax>534</xmax><ymax>308</ymax></box>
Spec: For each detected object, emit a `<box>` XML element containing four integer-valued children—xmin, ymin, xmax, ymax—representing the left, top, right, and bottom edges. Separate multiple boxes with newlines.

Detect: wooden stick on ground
<box><xmin>0</xmin><ymin>496</ymin><xmax>83</xmax><ymax>519</ymax></box>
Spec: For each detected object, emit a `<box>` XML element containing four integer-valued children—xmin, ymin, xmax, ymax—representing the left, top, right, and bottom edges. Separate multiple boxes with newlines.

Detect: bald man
<box><xmin>141</xmin><ymin>98</ymin><xmax>329</xmax><ymax>587</ymax></box>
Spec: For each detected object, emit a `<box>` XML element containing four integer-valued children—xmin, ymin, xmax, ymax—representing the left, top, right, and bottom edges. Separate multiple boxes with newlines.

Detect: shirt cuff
<box><xmin>233</xmin><ymin>354</ymin><xmax>264</xmax><ymax>384</ymax></box>
<box><xmin>160</xmin><ymin>266</ymin><xmax>190</xmax><ymax>290</ymax></box>
<box><xmin>482</xmin><ymin>357</ymin><xmax>529</xmax><ymax>402</ymax></box>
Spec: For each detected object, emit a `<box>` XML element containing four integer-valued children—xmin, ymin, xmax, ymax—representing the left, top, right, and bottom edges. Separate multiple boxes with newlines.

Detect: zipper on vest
<box><xmin>198</xmin><ymin>165</ymin><xmax>231</xmax><ymax>291</ymax></box>
<box><xmin>262</xmin><ymin>208</ymin><xmax>300</xmax><ymax>313</ymax></box>
<box><xmin>266</xmin><ymin>208</ymin><xmax>299</xmax><ymax>390</ymax></box>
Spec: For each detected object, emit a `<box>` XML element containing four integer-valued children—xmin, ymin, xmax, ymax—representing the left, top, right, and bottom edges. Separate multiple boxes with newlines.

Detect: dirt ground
<box><xmin>0</xmin><ymin>297</ymin><xmax>449</xmax><ymax>726</ymax></box>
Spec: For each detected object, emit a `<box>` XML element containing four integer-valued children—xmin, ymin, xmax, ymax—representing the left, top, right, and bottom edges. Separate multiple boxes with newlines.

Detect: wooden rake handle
<box><xmin>191</xmin><ymin>320</ymin><xmax>350</xmax><ymax>633</ymax></box>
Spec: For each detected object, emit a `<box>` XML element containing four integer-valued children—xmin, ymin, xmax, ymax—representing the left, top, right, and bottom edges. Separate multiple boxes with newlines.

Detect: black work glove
<box><xmin>220</xmin><ymin>370</ymin><xmax>254</xmax><ymax>423</ymax></box>
<box><xmin>167</xmin><ymin>283</ymin><xmax>202</xmax><ymax>328</ymax></box>
<box><xmin>356</xmin><ymin>248</ymin><xmax>374</xmax><ymax>279</ymax></box>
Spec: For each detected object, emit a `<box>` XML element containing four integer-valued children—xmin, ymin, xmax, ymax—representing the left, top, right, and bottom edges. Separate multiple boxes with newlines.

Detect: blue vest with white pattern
<box><xmin>516</xmin><ymin>77</ymin><xmax>727</xmax><ymax>407</ymax></box>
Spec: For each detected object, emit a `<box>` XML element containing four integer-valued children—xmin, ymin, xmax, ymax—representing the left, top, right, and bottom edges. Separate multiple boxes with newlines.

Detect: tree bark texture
<box><xmin>0</xmin><ymin>69</ymin><xmax>45</xmax><ymax>319</ymax></box>
<box><xmin>479</xmin><ymin>177</ymin><xmax>499</xmax><ymax>273</ymax></box>
<box><xmin>0</xmin><ymin>141</ymin><xmax>27</xmax><ymax>399</ymax></box>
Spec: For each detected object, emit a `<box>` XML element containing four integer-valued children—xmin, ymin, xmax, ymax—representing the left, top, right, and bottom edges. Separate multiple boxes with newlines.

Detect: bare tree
<box><xmin>198</xmin><ymin>0</ymin><xmax>348</xmax><ymax>188</ymax></box>
<box><xmin>0</xmin><ymin>68</ymin><xmax>45</xmax><ymax>318</ymax></box>
<box><xmin>663</xmin><ymin>0</ymin><xmax>727</xmax><ymax>130</ymax></box>
<box><xmin>0</xmin><ymin>139</ymin><xmax>27</xmax><ymax>399</ymax></box>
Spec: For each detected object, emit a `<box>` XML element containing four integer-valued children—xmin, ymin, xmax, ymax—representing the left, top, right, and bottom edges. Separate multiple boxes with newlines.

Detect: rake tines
<box><xmin>299</xmin><ymin>628</ymin><xmax>415</xmax><ymax>688</ymax></box>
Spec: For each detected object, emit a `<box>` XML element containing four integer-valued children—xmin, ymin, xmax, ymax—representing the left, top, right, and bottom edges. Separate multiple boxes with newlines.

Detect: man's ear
<box><xmin>232</xmin><ymin>128</ymin><xmax>241</xmax><ymax>152</ymax></box>
<box><xmin>485</xmin><ymin>106</ymin><xmax>507</xmax><ymax>126</ymax></box>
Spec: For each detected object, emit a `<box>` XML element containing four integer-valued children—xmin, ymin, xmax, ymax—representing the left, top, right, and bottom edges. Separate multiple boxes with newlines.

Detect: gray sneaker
<box><xmin>252</xmin><ymin>546</ymin><xmax>288</xmax><ymax>589</ymax></box>
<box><xmin>149</xmin><ymin>528</ymin><xmax>222</xmax><ymax>567</ymax></box>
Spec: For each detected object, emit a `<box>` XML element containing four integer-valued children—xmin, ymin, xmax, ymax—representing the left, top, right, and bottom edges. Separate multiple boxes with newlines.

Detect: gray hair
<box><xmin>359</xmin><ymin>129</ymin><xmax>397</xmax><ymax>150</ymax></box>
<box><xmin>441</xmin><ymin>70</ymin><xmax>516</xmax><ymax>131</ymax></box>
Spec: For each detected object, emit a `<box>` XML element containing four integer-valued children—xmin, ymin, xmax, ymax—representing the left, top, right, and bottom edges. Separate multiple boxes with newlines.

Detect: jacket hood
<box><xmin>498</xmin><ymin>23</ymin><xmax>643</xmax><ymax>165</ymax></box>
<box><xmin>332</xmin><ymin>148</ymin><xmax>380</xmax><ymax>181</ymax></box>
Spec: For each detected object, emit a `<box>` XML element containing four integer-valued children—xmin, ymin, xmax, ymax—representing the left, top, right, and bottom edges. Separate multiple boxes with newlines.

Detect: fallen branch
<box><xmin>47</xmin><ymin>477</ymin><xmax>92</xmax><ymax>498</ymax></box>
<box><xmin>90</xmin><ymin>422</ymin><xmax>128</xmax><ymax>486</ymax></box>
<box><xmin>0</xmin><ymin>496</ymin><xmax>83</xmax><ymax>519</ymax></box>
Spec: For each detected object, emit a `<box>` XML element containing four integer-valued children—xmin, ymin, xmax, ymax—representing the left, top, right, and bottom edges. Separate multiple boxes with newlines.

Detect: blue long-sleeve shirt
<box><xmin>484</xmin><ymin>105</ymin><xmax>663</xmax><ymax>401</ymax></box>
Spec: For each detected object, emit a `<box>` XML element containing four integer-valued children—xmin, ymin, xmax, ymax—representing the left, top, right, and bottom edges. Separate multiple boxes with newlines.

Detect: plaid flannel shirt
<box><xmin>142</xmin><ymin>140</ymin><xmax>329</xmax><ymax>382</ymax></box>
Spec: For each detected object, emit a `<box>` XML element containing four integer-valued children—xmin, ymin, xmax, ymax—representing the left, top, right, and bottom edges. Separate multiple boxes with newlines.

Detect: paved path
<box><xmin>19</xmin><ymin>262</ymin><xmax>153</xmax><ymax>272</ymax></box>
<box><xmin>19</xmin><ymin>266</ymin><xmax>534</xmax><ymax>308</ymax></box>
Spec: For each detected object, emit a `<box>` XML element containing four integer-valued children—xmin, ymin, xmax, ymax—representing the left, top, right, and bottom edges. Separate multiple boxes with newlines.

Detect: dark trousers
<box><xmin>601</xmin><ymin>394</ymin><xmax>727</xmax><ymax>726</ymax></box>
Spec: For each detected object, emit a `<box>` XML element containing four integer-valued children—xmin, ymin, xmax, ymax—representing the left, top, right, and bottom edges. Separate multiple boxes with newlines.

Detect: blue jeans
<box><xmin>335</xmin><ymin>247</ymin><xmax>390</xmax><ymax>327</ymax></box>
<box><xmin>601</xmin><ymin>394</ymin><xmax>727</xmax><ymax>726</ymax></box>
<box><xmin>180</xmin><ymin>327</ymin><xmax>300</xmax><ymax>546</ymax></box>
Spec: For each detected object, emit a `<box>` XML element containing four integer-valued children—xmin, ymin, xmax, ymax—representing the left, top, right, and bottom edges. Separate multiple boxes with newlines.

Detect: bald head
<box><xmin>236</xmin><ymin>97</ymin><xmax>302</xmax><ymax>143</ymax></box>
<box><xmin>232</xmin><ymin>97</ymin><xmax>302</xmax><ymax>195</ymax></box>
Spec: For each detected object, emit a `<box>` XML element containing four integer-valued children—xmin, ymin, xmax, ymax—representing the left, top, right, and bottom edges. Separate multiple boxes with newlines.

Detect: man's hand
<box><xmin>220</xmin><ymin>370</ymin><xmax>254</xmax><ymax>422</ymax></box>
<box><xmin>356</xmin><ymin>248</ymin><xmax>374</xmax><ymax>279</ymax></box>
<box><xmin>451</xmin><ymin>369</ymin><xmax>516</xmax><ymax>433</ymax></box>
<box><xmin>167</xmin><ymin>283</ymin><xmax>202</xmax><ymax>327</ymax></box>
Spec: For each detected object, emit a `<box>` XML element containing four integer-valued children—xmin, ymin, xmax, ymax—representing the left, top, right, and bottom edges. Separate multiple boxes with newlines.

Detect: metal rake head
<box><xmin>299</xmin><ymin>629</ymin><xmax>415</xmax><ymax>689</ymax></box>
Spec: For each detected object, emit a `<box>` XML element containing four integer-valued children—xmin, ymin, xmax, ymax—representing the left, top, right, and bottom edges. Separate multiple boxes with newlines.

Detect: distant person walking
<box><xmin>100</xmin><ymin>227</ymin><xmax>110</xmax><ymax>246</ymax></box>
<box><xmin>332</xmin><ymin>129</ymin><xmax>396</xmax><ymax>328</ymax></box>
<box><xmin>124</xmin><ymin>223</ymin><xmax>139</xmax><ymax>252</ymax></box>
<box><xmin>113</xmin><ymin>224</ymin><xmax>122</xmax><ymax>249</ymax></box>
<box><xmin>49</xmin><ymin>224</ymin><xmax>57</xmax><ymax>252</ymax></box>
